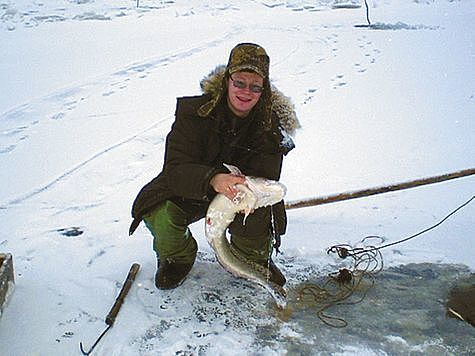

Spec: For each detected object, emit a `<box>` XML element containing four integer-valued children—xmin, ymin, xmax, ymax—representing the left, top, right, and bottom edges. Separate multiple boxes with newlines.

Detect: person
<box><xmin>129</xmin><ymin>43</ymin><xmax>299</xmax><ymax>290</ymax></box>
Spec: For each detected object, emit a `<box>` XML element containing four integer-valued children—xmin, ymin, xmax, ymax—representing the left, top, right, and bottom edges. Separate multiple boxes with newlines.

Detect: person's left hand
<box><xmin>209</xmin><ymin>173</ymin><xmax>246</xmax><ymax>200</ymax></box>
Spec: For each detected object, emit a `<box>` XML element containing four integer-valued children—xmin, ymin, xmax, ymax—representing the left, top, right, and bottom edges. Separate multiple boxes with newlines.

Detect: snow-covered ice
<box><xmin>0</xmin><ymin>0</ymin><xmax>474</xmax><ymax>354</ymax></box>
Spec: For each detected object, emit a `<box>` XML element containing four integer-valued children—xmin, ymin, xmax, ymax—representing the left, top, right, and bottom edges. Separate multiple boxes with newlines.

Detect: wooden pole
<box><xmin>285</xmin><ymin>168</ymin><xmax>475</xmax><ymax>210</ymax></box>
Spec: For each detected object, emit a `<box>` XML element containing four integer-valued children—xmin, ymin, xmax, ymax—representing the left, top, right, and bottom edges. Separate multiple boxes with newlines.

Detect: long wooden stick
<box><xmin>285</xmin><ymin>168</ymin><xmax>475</xmax><ymax>210</ymax></box>
<box><xmin>105</xmin><ymin>263</ymin><xmax>140</xmax><ymax>325</ymax></box>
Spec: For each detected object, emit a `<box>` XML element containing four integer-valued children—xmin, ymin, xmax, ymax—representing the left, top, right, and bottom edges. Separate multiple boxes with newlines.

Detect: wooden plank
<box><xmin>0</xmin><ymin>253</ymin><xmax>15</xmax><ymax>316</ymax></box>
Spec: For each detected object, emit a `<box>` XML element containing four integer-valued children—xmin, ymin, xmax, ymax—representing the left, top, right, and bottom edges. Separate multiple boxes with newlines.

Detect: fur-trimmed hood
<box><xmin>198</xmin><ymin>65</ymin><xmax>301</xmax><ymax>137</ymax></box>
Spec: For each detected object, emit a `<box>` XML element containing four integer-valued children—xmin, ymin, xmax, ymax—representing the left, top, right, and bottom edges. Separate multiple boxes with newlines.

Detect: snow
<box><xmin>0</xmin><ymin>0</ymin><xmax>474</xmax><ymax>354</ymax></box>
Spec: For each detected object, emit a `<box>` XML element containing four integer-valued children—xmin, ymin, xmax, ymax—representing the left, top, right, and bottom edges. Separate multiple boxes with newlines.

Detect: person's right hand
<box><xmin>210</xmin><ymin>173</ymin><xmax>246</xmax><ymax>201</ymax></box>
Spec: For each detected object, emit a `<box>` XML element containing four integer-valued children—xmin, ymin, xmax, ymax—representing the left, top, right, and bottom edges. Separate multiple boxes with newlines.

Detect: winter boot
<box><xmin>155</xmin><ymin>257</ymin><xmax>195</xmax><ymax>289</ymax></box>
<box><xmin>143</xmin><ymin>200</ymin><xmax>198</xmax><ymax>289</ymax></box>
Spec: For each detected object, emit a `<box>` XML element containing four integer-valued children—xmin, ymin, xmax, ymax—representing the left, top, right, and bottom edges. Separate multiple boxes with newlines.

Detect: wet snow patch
<box><xmin>368</xmin><ymin>22</ymin><xmax>440</xmax><ymax>31</ymax></box>
<box><xmin>273</xmin><ymin>262</ymin><xmax>475</xmax><ymax>354</ymax></box>
<box><xmin>57</xmin><ymin>226</ymin><xmax>83</xmax><ymax>237</ymax></box>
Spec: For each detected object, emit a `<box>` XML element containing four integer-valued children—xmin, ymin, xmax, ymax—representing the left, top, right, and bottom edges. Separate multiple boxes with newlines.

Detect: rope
<box><xmin>295</xmin><ymin>195</ymin><xmax>474</xmax><ymax>328</ymax></box>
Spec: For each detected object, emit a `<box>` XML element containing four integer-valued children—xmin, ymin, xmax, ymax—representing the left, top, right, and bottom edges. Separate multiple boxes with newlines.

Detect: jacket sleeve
<box><xmin>163</xmin><ymin>98</ymin><xmax>223</xmax><ymax>201</ymax></box>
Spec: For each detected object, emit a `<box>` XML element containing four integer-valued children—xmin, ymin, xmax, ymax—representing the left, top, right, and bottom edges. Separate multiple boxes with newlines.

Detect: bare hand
<box><xmin>210</xmin><ymin>173</ymin><xmax>246</xmax><ymax>200</ymax></box>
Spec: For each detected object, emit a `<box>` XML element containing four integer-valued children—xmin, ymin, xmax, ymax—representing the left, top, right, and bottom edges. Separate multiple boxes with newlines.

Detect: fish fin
<box><xmin>242</xmin><ymin>209</ymin><xmax>253</xmax><ymax>225</ymax></box>
<box><xmin>223</xmin><ymin>163</ymin><xmax>243</xmax><ymax>176</ymax></box>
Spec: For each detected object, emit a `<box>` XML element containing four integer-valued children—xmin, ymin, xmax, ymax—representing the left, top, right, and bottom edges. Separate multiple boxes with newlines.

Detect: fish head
<box><xmin>222</xmin><ymin>164</ymin><xmax>286</xmax><ymax>208</ymax></box>
<box><xmin>244</xmin><ymin>176</ymin><xmax>286</xmax><ymax>208</ymax></box>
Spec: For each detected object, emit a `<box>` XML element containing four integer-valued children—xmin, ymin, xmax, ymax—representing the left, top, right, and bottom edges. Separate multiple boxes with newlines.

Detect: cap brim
<box><xmin>228</xmin><ymin>65</ymin><xmax>266</xmax><ymax>78</ymax></box>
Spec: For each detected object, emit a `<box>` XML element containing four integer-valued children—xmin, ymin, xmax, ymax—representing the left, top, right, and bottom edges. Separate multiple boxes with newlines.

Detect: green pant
<box><xmin>143</xmin><ymin>200</ymin><xmax>273</xmax><ymax>264</ymax></box>
<box><xmin>143</xmin><ymin>200</ymin><xmax>198</xmax><ymax>264</ymax></box>
<box><xmin>230</xmin><ymin>234</ymin><xmax>273</xmax><ymax>264</ymax></box>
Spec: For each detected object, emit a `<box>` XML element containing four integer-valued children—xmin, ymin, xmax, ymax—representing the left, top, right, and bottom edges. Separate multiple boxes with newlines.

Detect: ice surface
<box><xmin>0</xmin><ymin>0</ymin><xmax>474</xmax><ymax>354</ymax></box>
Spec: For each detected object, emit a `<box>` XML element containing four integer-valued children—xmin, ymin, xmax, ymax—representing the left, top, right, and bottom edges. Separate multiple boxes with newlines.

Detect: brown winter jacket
<box><xmin>129</xmin><ymin>67</ymin><xmax>299</xmax><ymax>237</ymax></box>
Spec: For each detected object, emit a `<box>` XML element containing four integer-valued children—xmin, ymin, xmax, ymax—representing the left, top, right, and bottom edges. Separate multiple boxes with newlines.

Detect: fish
<box><xmin>205</xmin><ymin>164</ymin><xmax>287</xmax><ymax>308</ymax></box>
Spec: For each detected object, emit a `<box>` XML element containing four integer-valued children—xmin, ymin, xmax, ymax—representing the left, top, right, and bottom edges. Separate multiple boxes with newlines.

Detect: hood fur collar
<box><xmin>199</xmin><ymin>65</ymin><xmax>300</xmax><ymax>136</ymax></box>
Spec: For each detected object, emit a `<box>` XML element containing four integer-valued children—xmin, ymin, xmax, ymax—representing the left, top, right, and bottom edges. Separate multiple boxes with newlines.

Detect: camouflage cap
<box><xmin>226</xmin><ymin>43</ymin><xmax>270</xmax><ymax>78</ymax></box>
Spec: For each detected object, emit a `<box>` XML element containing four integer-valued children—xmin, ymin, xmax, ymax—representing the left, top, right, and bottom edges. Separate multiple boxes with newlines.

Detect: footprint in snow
<box><xmin>302</xmin><ymin>88</ymin><xmax>318</xmax><ymax>105</ymax></box>
<box><xmin>0</xmin><ymin>144</ymin><xmax>16</xmax><ymax>154</ymax></box>
<box><xmin>51</xmin><ymin>112</ymin><xmax>65</xmax><ymax>120</ymax></box>
<box><xmin>0</xmin><ymin>122</ymin><xmax>36</xmax><ymax>153</ymax></box>
<box><xmin>331</xmin><ymin>74</ymin><xmax>347</xmax><ymax>89</ymax></box>
<box><xmin>87</xmin><ymin>249</ymin><xmax>106</xmax><ymax>267</ymax></box>
<box><xmin>354</xmin><ymin>63</ymin><xmax>367</xmax><ymax>73</ymax></box>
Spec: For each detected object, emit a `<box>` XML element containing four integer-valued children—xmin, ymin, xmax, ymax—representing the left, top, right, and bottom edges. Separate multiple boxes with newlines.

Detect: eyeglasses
<box><xmin>230</xmin><ymin>77</ymin><xmax>264</xmax><ymax>94</ymax></box>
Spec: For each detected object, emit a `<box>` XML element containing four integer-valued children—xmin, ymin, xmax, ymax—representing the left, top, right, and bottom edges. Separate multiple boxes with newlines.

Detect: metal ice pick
<box><xmin>79</xmin><ymin>263</ymin><xmax>140</xmax><ymax>355</ymax></box>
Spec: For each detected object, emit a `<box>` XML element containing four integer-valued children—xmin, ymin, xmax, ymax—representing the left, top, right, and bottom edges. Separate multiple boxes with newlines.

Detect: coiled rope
<box><xmin>296</xmin><ymin>195</ymin><xmax>474</xmax><ymax>328</ymax></box>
